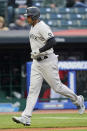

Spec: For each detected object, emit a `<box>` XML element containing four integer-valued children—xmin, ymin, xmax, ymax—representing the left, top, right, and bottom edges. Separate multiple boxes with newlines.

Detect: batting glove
<box><xmin>31</xmin><ymin>49</ymin><xmax>40</xmax><ymax>59</ymax></box>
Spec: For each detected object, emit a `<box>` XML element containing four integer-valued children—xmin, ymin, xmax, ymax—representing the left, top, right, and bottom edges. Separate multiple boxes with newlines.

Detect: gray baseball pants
<box><xmin>22</xmin><ymin>53</ymin><xmax>80</xmax><ymax>117</ymax></box>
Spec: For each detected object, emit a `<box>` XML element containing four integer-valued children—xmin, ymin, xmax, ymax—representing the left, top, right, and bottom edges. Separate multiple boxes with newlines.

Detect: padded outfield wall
<box><xmin>26</xmin><ymin>61</ymin><xmax>87</xmax><ymax>110</ymax></box>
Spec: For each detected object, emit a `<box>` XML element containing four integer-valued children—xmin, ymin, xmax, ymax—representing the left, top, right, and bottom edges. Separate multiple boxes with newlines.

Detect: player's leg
<box><xmin>42</xmin><ymin>54</ymin><xmax>85</xmax><ymax>114</ymax></box>
<box><xmin>22</xmin><ymin>62</ymin><xmax>43</xmax><ymax>117</ymax></box>
<box><xmin>12</xmin><ymin>61</ymin><xmax>43</xmax><ymax>125</ymax></box>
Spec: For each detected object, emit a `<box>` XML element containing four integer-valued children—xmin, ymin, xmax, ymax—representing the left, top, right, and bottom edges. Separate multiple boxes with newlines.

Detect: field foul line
<box><xmin>33</xmin><ymin>117</ymin><xmax>87</xmax><ymax>119</ymax></box>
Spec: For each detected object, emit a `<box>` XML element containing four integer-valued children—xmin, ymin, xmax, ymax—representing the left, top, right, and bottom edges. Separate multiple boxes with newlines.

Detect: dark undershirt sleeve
<box><xmin>39</xmin><ymin>37</ymin><xmax>56</xmax><ymax>53</ymax></box>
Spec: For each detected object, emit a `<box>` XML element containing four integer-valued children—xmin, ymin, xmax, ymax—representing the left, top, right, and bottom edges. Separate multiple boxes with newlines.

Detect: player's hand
<box><xmin>31</xmin><ymin>49</ymin><xmax>40</xmax><ymax>59</ymax></box>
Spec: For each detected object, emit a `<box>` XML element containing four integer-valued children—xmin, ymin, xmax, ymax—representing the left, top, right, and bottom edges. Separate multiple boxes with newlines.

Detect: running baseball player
<box><xmin>12</xmin><ymin>6</ymin><xmax>85</xmax><ymax>126</ymax></box>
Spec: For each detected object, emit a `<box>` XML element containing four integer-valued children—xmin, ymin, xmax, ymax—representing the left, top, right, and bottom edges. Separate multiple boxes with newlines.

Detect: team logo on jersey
<box><xmin>48</xmin><ymin>33</ymin><xmax>52</xmax><ymax>37</ymax></box>
<box><xmin>30</xmin><ymin>34</ymin><xmax>45</xmax><ymax>41</ymax></box>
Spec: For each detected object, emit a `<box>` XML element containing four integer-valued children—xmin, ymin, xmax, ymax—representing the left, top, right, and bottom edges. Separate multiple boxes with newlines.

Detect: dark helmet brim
<box><xmin>24</xmin><ymin>13</ymin><xmax>33</xmax><ymax>18</ymax></box>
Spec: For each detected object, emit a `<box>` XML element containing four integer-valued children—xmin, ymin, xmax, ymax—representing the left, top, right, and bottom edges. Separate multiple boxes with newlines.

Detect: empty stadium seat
<box><xmin>15</xmin><ymin>7</ymin><xmax>26</xmax><ymax>19</ymax></box>
<box><xmin>40</xmin><ymin>7</ymin><xmax>87</xmax><ymax>29</ymax></box>
<box><xmin>33</xmin><ymin>2</ymin><xmax>44</xmax><ymax>7</ymax></box>
<box><xmin>67</xmin><ymin>14</ymin><xmax>83</xmax><ymax>20</ymax></box>
<box><xmin>46</xmin><ymin>20</ymin><xmax>57</xmax><ymax>27</ymax></box>
<box><xmin>74</xmin><ymin>8</ymin><xmax>87</xmax><ymax>14</ymax></box>
<box><xmin>57</xmin><ymin>8</ymin><xmax>72</xmax><ymax>14</ymax></box>
<box><xmin>15</xmin><ymin>8</ymin><xmax>26</xmax><ymax>16</ymax></box>
<box><xmin>55</xmin><ymin>20</ymin><xmax>81</xmax><ymax>29</ymax></box>
<box><xmin>32</xmin><ymin>0</ymin><xmax>45</xmax><ymax>7</ymax></box>
<box><xmin>40</xmin><ymin>7</ymin><xmax>52</xmax><ymax>14</ymax></box>
<box><xmin>48</xmin><ymin>14</ymin><xmax>59</xmax><ymax>19</ymax></box>
<box><xmin>79</xmin><ymin>20</ymin><xmax>87</xmax><ymax>26</ymax></box>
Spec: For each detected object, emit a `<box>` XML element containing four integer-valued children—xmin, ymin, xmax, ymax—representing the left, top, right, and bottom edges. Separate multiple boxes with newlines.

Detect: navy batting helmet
<box><xmin>24</xmin><ymin>6</ymin><xmax>40</xmax><ymax>20</ymax></box>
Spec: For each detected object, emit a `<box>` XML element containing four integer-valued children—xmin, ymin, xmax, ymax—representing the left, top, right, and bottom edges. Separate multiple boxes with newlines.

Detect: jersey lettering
<box><xmin>30</xmin><ymin>34</ymin><xmax>45</xmax><ymax>41</ymax></box>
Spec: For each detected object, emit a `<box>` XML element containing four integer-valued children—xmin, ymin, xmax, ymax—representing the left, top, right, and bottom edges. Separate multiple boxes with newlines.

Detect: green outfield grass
<box><xmin>0</xmin><ymin>113</ymin><xmax>87</xmax><ymax>130</ymax></box>
<box><xmin>58</xmin><ymin>130</ymin><xmax>87</xmax><ymax>131</ymax></box>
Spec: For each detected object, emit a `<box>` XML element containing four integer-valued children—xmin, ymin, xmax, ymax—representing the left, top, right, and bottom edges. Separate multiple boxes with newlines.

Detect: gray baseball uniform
<box><xmin>22</xmin><ymin>20</ymin><xmax>82</xmax><ymax>117</ymax></box>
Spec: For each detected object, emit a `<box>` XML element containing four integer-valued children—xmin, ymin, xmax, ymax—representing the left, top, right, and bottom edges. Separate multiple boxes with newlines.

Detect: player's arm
<box><xmin>31</xmin><ymin>37</ymin><xmax>56</xmax><ymax>59</ymax></box>
<box><xmin>39</xmin><ymin>37</ymin><xmax>56</xmax><ymax>53</ymax></box>
<box><xmin>31</xmin><ymin>24</ymin><xmax>56</xmax><ymax>59</ymax></box>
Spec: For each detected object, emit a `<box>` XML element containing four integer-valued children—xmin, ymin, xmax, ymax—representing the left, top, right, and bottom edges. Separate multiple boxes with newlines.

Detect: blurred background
<box><xmin>0</xmin><ymin>0</ymin><xmax>87</xmax><ymax>111</ymax></box>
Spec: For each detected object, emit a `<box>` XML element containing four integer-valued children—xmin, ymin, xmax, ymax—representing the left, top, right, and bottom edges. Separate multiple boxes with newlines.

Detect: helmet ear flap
<box><xmin>32</xmin><ymin>16</ymin><xmax>38</xmax><ymax>21</ymax></box>
<box><xmin>31</xmin><ymin>16</ymin><xmax>34</xmax><ymax>21</ymax></box>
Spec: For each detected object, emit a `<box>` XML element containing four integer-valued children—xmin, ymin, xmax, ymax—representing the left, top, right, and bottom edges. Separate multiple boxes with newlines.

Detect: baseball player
<box><xmin>12</xmin><ymin>6</ymin><xmax>85</xmax><ymax>126</ymax></box>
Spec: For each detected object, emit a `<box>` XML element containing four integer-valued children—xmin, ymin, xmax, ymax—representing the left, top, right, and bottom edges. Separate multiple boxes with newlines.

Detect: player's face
<box><xmin>27</xmin><ymin>16</ymin><xmax>33</xmax><ymax>24</ymax></box>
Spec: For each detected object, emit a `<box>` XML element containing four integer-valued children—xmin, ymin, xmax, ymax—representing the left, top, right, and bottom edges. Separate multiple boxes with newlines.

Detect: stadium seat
<box><xmin>79</xmin><ymin>20</ymin><xmax>87</xmax><ymax>27</ymax></box>
<box><xmin>84</xmin><ymin>14</ymin><xmax>87</xmax><ymax>19</ymax></box>
<box><xmin>40</xmin><ymin>7</ymin><xmax>51</xmax><ymax>14</ymax></box>
<box><xmin>56</xmin><ymin>20</ymin><xmax>80</xmax><ymax>29</ymax></box>
<box><xmin>38</xmin><ymin>6</ymin><xmax>87</xmax><ymax>29</ymax></box>
<box><xmin>15</xmin><ymin>7</ymin><xmax>26</xmax><ymax>19</ymax></box>
<box><xmin>40</xmin><ymin>14</ymin><xmax>47</xmax><ymax>20</ymax></box>
<box><xmin>60</xmin><ymin>20</ymin><xmax>73</xmax><ymax>27</ymax></box>
<box><xmin>46</xmin><ymin>20</ymin><xmax>57</xmax><ymax>27</ymax></box>
<box><xmin>48</xmin><ymin>13</ymin><xmax>58</xmax><ymax>19</ymax></box>
<box><xmin>15</xmin><ymin>8</ymin><xmax>26</xmax><ymax>15</ymax></box>
<box><xmin>33</xmin><ymin>2</ymin><xmax>41</xmax><ymax>7</ymax></box>
<box><xmin>57</xmin><ymin>8</ymin><xmax>72</xmax><ymax>14</ymax></box>
<box><xmin>32</xmin><ymin>0</ymin><xmax>43</xmax><ymax>4</ymax></box>
<box><xmin>74</xmin><ymin>8</ymin><xmax>86</xmax><ymax>14</ymax></box>
<box><xmin>67</xmin><ymin>14</ymin><xmax>83</xmax><ymax>20</ymax></box>
<box><xmin>33</xmin><ymin>2</ymin><xmax>44</xmax><ymax>7</ymax></box>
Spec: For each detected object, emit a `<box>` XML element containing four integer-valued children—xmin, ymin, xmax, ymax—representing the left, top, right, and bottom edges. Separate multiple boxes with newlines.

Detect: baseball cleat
<box><xmin>12</xmin><ymin>116</ymin><xmax>31</xmax><ymax>126</ymax></box>
<box><xmin>78</xmin><ymin>95</ymin><xmax>85</xmax><ymax>114</ymax></box>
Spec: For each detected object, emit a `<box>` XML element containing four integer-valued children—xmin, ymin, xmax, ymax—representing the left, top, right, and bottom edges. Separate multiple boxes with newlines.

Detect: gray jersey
<box><xmin>29</xmin><ymin>21</ymin><xmax>54</xmax><ymax>55</ymax></box>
